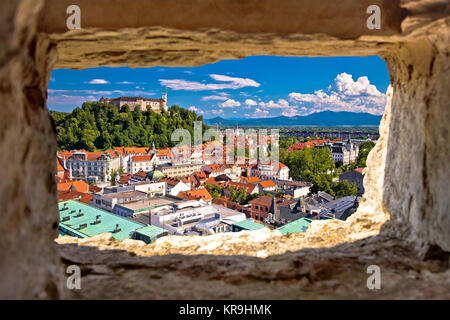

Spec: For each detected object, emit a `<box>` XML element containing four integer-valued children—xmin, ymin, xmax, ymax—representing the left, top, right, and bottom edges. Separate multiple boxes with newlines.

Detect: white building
<box><xmin>133</xmin><ymin>181</ymin><xmax>167</xmax><ymax>197</ymax></box>
<box><xmin>149</xmin><ymin>199</ymin><xmax>245</xmax><ymax>235</ymax></box>
<box><xmin>251</xmin><ymin>161</ymin><xmax>290</xmax><ymax>181</ymax></box>
<box><xmin>163</xmin><ymin>179</ymin><xmax>191</xmax><ymax>197</ymax></box>
<box><xmin>63</xmin><ymin>150</ymin><xmax>121</xmax><ymax>183</ymax></box>
<box><xmin>129</xmin><ymin>154</ymin><xmax>155</xmax><ymax>174</ymax></box>
<box><xmin>330</xmin><ymin>138</ymin><xmax>359</xmax><ymax>165</ymax></box>
<box><xmin>99</xmin><ymin>94</ymin><xmax>168</xmax><ymax>113</ymax></box>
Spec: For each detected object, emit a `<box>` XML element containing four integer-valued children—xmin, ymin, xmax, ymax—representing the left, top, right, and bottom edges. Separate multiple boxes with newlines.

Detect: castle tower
<box><xmin>161</xmin><ymin>92</ymin><xmax>168</xmax><ymax>112</ymax></box>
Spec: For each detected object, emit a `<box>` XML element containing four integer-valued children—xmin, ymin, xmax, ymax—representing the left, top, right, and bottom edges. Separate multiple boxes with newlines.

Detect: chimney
<box><xmin>148</xmin><ymin>209</ymin><xmax>152</xmax><ymax>225</ymax></box>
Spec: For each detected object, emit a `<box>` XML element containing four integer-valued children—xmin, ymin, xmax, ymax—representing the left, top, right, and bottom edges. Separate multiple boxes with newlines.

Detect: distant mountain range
<box><xmin>205</xmin><ymin>111</ymin><xmax>382</xmax><ymax>127</ymax></box>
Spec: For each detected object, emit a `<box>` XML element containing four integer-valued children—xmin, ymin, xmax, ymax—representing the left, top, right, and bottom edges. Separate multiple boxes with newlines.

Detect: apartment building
<box><xmin>62</xmin><ymin>150</ymin><xmax>121</xmax><ymax>183</ymax></box>
<box><xmin>156</xmin><ymin>163</ymin><xmax>203</xmax><ymax>178</ymax></box>
<box><xmin>129</xmin><ymin>154</ymin><xmax>155</xmax><ymax>174</ymax></box>
<box><xmin>91</xmin><ymin>190</ymin><xmax>148</xmax><ymax>212</ymax></box>
<box><xmin>251</xmin><ymin>161</ymin><xmax>290</xmax><ymax>181</ymax></box>
<box><xmin>330</xmin><ymin>139</ymin><xmax>359</xmax><ymax>165</ymax></box>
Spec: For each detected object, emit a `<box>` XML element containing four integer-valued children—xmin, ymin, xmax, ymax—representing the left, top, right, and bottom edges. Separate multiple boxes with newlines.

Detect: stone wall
<box><xmin>0</xmin><ymin>0</ymin><xmax>448</xmax><ymax>299</ymax></box>
<box><xmin>0</xmin><ymin>0</ymin><xmax>62</xmax><ymax>299</ymax></box>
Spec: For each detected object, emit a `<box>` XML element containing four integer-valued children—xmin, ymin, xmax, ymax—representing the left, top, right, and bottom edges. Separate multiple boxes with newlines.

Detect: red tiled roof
<box><xmin>57</xmin><ymin>180</ymin><xmax>89</xmax><ymax>194</ymax></box>
<box><xmin>194</xmin><ymin>171</ymin><xmax>207</xmax><ymax>179</ymax></box>
<box><xmin>132</xmin><ymin>154</ymin><xmax>154</xmax><ymax>162</ymax></box>
<box><xmin>79</xmin><ymin>194</ymin><xmax>93</xmax><ymax>204</ymax></box>
<box><xmin>58</xmin><ymin>190</ymin><xmax>84</xmax><ymax>202</ymax></box>
<box><xmin>114</xmin><ymin>147</ymin><xmax>151</xmax><ymax>155</ymax></box>
<box><xmin>65</xmin><ymin>150</ymin><xmax>119</xmax><ymax>161</ymax></box>
<box><xmin>160</xmin><ymin>177</ymin><xmax>181</xmax><ymax>186</ymax></box>
<box><xmin>240</xmin><ymin>176</ymin><xmax>260</xmax><ymax>183</ymax></box>
<box><xmin>56</xmin><ymin>157</ymin><xmax>65</xmax><ymax>172</ymax></box>
<box><xmin>119</xmin><ymin>174</ymin><xmax>131</xmax><ymax>184</ymax></box>
<box><xmin>225</xmin><ymin>181</ymin><xmax>256</xmax><ymax>194</ymax></box>
<box><xmin>259</xmin><ymin>180</ymin><xmax>276</xmax><ymax>188</ymax></box>
<box><xmin>354</xmin><ymin>168</ymin><xmax>364</xmax><ymax>174</ymax></box>
<box><xmin>132</xmin><ymin>170</ymin><xmax>148</xmax><ymax>178</ymax></box>
<box><xmin>177</xmin><ymin>188</ymin><xmax>212</xmax><ymax>201</ymax></box>
<box><xmin>204</xmin><ymin>177</ymin><xmax>221</xmax><ymax>186</ymax></box>
<box><xmin>156</xmin><ymin>148</ymin><xmax>173</xmax><ymax>158</ymax></box>
<box><xmin>249</xmin><ymin>195</ymin><xmax>275</xmax><ymax>207</ymax></box>
<box><xmin>89</xmin><ymin>185</ymin><xmax>102</xmax><ymax>193</ymax></box>
<box><xmin>57</xmin><ymin>150</ymin><xmax>74</xmax><ymax>159</ymax></box>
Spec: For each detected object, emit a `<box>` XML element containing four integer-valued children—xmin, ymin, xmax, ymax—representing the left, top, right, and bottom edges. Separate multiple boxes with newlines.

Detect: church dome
<box><xmin>149</xmin><ymin>170</ymin><xmax>164</xmax><ymax>181</ymax></box>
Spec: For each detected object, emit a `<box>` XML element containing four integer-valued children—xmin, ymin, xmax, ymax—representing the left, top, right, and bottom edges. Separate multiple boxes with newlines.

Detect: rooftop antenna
<box><xmin>93</xmin><ymin>214</ymin><xmax>101</xmax><ymax>224</ymax></box>
<box><xmin>113</xmin><ymin>224</ymin><xmax>121</xmax><ymax>233</ymax></box>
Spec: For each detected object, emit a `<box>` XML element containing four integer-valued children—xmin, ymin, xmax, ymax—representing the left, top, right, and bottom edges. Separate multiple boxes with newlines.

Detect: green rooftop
<box><xmin>276</xmin><ymin>218</ymin><xmax>312</xmax><ymax>235</ymax></box>
<box><xmin>134</xmin><ymin>225</ymin><xmax>168</xmax><ymax>243</ymax></box>
<box><xmin>58</xmin><ymin>200</ymin><xmax>145</xmax><ymax>241</ymax></box>
<box><xmin>232</xmin><ymin>219</ymin><xmax>265</xmax><ymax>231</ymax></box>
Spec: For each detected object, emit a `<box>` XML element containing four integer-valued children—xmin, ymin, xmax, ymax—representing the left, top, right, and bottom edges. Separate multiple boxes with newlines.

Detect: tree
<box><xmin>110</xmin><ymin>169</ymin><xmax>117</xmax><ymax>186</ymax></box>
<box><xmin>50</xmin><ymin>103</ymin><xmax>209</xmax><ymax>151</ymax></box>
<box><xmin>331</xmin><ymin>180</ymin><xmax>357</xmax><ymax>197</ymax></box>
<box><xmin>205</xmin><ymin>183</ymin><xmax>222</xmax><ymax>198</ymax></box>
<box><xmin>356</xmin><ymin>141</ymin><xmax>375</xmax><ymax>168</ymax></box>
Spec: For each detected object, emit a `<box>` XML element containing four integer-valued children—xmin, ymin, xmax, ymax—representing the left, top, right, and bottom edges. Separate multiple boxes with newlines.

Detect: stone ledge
<box><xmin>57</xmin><ymin>232</ymin><xmax>450</xmax><ymax>299</ymax></box>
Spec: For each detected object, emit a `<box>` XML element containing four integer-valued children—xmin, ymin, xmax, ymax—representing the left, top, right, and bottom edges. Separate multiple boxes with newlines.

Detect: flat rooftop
<box><xmin>233</xmin><ymin>219</ymin><xmax>265</xmax><ymax>231</ymax></box>
<box><xmin>212</xmin><ymin>204</ymin><xmax>245</xmax><ymax>218</ymax></box>
<box><xmin>58</xmin><ymin>200</ymin><xmax>145</xmax><ymax>241</ymax></box>
<box><xmin>101</xmin><ymin>190</ymin><xmax>147</xmax><ymax>200</ymax></box>
<box><xmin>116</xmin><ymin>197</ymin><xmax>174</xmax><ymax>212</ymax></box>
<box><xmin>276</xmin><ymin>217</ymin><xmax>312</xmax><ymax>235</ymax></box>
<box><xmin>135</xmin><ymin>225</ymin><xmax>167</xmax><ymax>240</ymax></box>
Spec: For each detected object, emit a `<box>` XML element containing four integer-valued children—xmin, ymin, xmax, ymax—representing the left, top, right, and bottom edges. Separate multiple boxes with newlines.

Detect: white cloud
<box><xmin>201</xmin><ymin>95</ymin><xmax>229</xmax><ymax>101</ymax></box>
<box><xmin>188</xmin><ymin>106</ymin><xmax>204</xmax><ymax>114</ymax></box>
<box><xmin>209</xmin><ymin>74</ymin><xmax>260</xmax><ymax>88</ymax></box>
<box><xmin>245</xmin><ymin>99</ymin><xmax>257</xmax><ymax>106</ymax></box>
<box><xmin>159</xmin><ymin>74</ymin><xmax>260</xmax><ymax>91</ymax></box>
<box><xmin>220</xmin><ymin>99</ymin><xmax>241</xmax><ymax>108</ymax></box>
<box><xmin>253</xmin><ymin>107</ymin><xmax>270</xmax><ymax>118</ymax></box>
<box><xmin>281</xmin><ymin>108</ymin><xmax>300</xmax><ymax>117</ymax></box>
<box><xmin>117</xmin><ymin>81</ymin><xmax>134</xmax><ymax>84</ymax></box>
<box><xmin>210</xmin><ymin>109</ymin><xmax>224</xmax><ymax>116</ymax></box>
<box><xmin>86</xmin><ymin>79</ymin><xmax>109</xmax><ymax>84</ymax></box>
<box><xmin>258</xmin><ymin>99</ymin><xmax>292</xmax><ymax>109</ymax></box>
<box><xmin>288</xmin><ymin>72</ymin><xmax>386</xmax><ymax>115</ymax></box>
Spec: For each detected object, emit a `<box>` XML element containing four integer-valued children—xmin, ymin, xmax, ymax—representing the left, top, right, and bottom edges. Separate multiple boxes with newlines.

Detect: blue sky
<box><xmin>48</xmin><ymin>55</ymin><xmax>389</xmax><ymax>118</ymax></box>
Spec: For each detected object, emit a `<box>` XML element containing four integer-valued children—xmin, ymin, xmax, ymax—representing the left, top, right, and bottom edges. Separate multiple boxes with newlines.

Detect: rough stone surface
<box><xmin>0</xmin><ymin>0</ymin><xmax>62</xmax><ymax>299</ymax></box>
<box><xmin>56</xmin><ymin>232</ymin><xmax>450</xmax><ymax>299</ymax></box>
<box><xmin>0</xmin><ymin>0</ymin><xmax>448</xmax><ymax>299</ymax></box>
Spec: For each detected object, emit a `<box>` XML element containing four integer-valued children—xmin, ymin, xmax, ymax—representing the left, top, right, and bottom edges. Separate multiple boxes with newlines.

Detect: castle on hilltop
<box><xmin>99</xmin><ymin>93</ymin><xmax>168</xmax><ymax>113</ymax></box>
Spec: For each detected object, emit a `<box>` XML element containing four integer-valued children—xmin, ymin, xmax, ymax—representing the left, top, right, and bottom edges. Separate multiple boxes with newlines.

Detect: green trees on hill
<box><xmin>50</xmin><ymin>102</ymin><xmax>208</xmax><ymax>151</ymax></box>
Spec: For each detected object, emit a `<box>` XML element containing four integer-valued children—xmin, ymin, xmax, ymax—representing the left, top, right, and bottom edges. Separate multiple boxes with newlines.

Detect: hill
<box><xmin>205</xmin><ymin>111</ymin><xmax>382</xmax><ymax>127</ymax></box>
<box><xmin>50</xmin><ymin>102</ymin><xmax>208</xmax><ymax>151</ymax></box>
